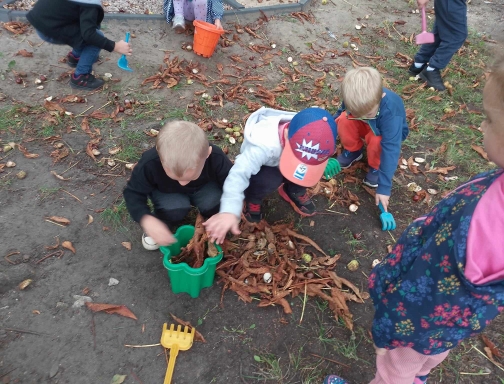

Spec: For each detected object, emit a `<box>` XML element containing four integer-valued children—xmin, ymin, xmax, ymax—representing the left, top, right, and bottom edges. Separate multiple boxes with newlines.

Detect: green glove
<box><xmin>324</xmin><ymin>158</ymin><xmax>341</xmax><ymax>179</ymax></box>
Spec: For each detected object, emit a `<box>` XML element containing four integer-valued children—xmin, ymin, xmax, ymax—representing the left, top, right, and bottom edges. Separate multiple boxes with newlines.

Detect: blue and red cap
<box><xmin>279</xmin><ymin>107</ymin><xmax>337</xmax><ymax>187</ymax></box>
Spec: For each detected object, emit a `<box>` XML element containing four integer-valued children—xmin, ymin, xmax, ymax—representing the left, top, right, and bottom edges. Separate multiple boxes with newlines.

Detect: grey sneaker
<box><xmin>172</xmin><ymin>15</ymin><xmax>185</xmax><ymax>33</ymax></box>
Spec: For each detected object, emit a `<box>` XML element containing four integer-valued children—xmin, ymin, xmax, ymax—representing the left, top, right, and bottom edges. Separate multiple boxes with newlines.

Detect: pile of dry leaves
<box><xmin>170</xmin><ymin>215</ymin><xmax>220</xmax><ymax>268</ymax></box>
<box><xmin>217</xmin><ymin>219</ymin><xmax>366</xmax><ymax>331</ymax></box>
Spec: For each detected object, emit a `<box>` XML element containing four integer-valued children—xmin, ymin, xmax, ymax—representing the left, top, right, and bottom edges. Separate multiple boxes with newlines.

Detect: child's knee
<box><xmin>155</xmin><ymin>206</ymin><xmax>191</xmax><ymax>223</ymax></box>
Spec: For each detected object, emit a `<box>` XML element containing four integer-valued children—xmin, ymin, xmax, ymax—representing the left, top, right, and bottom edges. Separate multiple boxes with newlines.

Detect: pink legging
<box><xmin>173</xmin><ymin>0</ymin><xmax>207</xmax><ymax>21</ymax></box>
<box><xmin>370</xmin><ymin>348</ymin><xmax>450</xmax><ymax>384</ymax></box>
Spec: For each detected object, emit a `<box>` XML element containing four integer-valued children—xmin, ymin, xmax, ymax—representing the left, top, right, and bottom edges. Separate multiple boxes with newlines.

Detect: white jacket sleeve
<box><xmin>219</xmin><ymin>146</ymin><xmax>270</xmax><ymax>217</ymax></box>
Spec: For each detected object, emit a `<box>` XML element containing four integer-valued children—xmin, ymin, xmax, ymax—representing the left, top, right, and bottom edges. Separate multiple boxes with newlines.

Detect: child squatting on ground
<box><xmin>123</xmin><ymin>121</ymin><xmax>232</xmax><ymax>250</ymax></box>
<box><xmin>164</xmin><ymin>0</ymin><xmax>224</xmax><ymax>32</ymax></box>
<box><xmin>204</xmin><ymin>107</ymin><xmax>341</xmax><ymax>245</ymax></box>
<box><xmin>334</xmin><ymin>67</ymin><xmax>409</xmax><ymax>212</ymax></box>
<box><xmin>325</xmin><ymin>56</ymin><xmax>504</xmax><ymax>384</ymax></box>
<box><xmin>26</xmin><ymin>0</ymin><xmax>132</xmax><ymax>91</ymax></box>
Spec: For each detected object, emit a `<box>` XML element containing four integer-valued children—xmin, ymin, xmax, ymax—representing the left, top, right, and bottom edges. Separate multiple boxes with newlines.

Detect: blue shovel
<box><xmin>117</xmin><ymin>32</ymin><xmax>133</xmax><ymax>72</ymax></box>
<box><xmin>378</xmin><ymin>202</ymin><xmax>396</xmax><ymax>231</ymax></box>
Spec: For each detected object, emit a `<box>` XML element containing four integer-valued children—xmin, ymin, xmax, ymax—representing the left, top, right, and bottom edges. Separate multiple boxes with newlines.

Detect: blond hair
<box><xmin>341</xmin><ymin>67</ymin><xmax>383</xmax><ymax>118</ymax></box>
<box><xmin>490</xmin><ymin>55</ymin><xmax>504</xmax><ymax>108</ymax></box>
<box><xmin>156</xmin><ymin>121</ymin><xmax>209</xmax><ymax>178</ymax></box>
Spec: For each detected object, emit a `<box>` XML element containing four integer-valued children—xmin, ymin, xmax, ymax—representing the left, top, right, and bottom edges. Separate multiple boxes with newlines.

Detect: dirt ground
<box><xmin>1</xmin><ymin>0</ymin><xmax>504</xmax><ymax>383</ymax></box>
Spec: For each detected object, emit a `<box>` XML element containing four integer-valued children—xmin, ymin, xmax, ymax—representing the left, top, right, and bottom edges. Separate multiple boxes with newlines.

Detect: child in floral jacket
<box><xmin>325</xmin><ymin>56</ymin><xmax>504</xmax><ymax>384</ymax></box>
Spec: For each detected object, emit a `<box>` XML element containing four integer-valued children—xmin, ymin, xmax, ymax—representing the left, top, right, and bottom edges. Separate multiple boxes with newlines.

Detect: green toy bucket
<box><xmin>160</xmin><ymin>225</ymin><xmax>223</xmax><ymax>298</ymax></box>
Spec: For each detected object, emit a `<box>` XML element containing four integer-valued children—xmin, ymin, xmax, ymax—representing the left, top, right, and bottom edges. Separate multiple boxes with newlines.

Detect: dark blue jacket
<box><xmin>333</xmin><ymin>88</ymin><xmax>409</xmax><ymax>196</ymax></box>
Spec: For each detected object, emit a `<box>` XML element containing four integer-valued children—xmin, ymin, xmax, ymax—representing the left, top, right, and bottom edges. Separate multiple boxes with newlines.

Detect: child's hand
<box><xmin>214</xmin><ymin>19</ymin><xmax>223</xmax><ymax>30</ymax></box>
<box><xmin>375</xmin><ymin>194</ymin><xmax>390</xmax><ymax>212</ymax></box>
<box><xmin>203</xmin><ymin>213</ymin><xmax>240</xmax><ymax>244</ymax></box>
<box><xmin>114</xmin><ymin>40</ymin><xmax>133</xmax><ymax>55</ymax></box>
<box><xmin>140</xmin><ymin>215</ymin><xmax>176</xmax><ymax>246</ymax></box>
<box><xmin>374</xmin><ymin>344</ymin><xmax>387</xmax><ymax>356</ymax></box>
<box><xmin>417</xmin><ymin>0</ymin><xmax>429</xmax><ymax>7</ymax></box>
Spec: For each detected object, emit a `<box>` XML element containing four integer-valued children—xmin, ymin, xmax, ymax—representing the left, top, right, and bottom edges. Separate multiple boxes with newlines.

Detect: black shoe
<box><xmin>70</xmin><ymin>73</ymin><xmax>104</xmax><ymax>90</ymax></box>
<box><xmin>278</xmin><ymin>184</ymin><xmax>316</xmax><ymax>217</ymax></box>
<box><xmin>408</xmin><ymin>62</ymin><xmax>426</xmax><ymax>75</ymax></box>
<box><xmin>244</xmin><ymin>201</ymin><xmax>262</xmax><ymax>223</ymax></box>
<box><xmin>419</xmin><ymin>68</ymin><xmax>446</xmax><ymax>91</ymax></box>
<box><xmin>67</xmin><ymin>52</ymin><xmax>79</xmax><ymax>68</ymax></box>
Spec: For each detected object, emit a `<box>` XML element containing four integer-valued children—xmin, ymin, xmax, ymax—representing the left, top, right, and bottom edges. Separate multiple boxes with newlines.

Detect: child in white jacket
<box><xmin>204</xmin><ymin>107</ymin><xmax>340</xmax><ymax>243</ymax></box>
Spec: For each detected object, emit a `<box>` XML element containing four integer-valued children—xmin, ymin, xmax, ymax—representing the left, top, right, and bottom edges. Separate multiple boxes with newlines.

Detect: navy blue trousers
<box><xmin>414</xmin><ymin>0</ymin><xmax>467</xmax><ymax>69</ymax></box>
<box><xmin>245</xmin><ymin>166</ymin><xmax>306</xmax><ymax>203</ymax></box>
<box><xmin>150</xmin><ymin>181</ymin><xmax>222</xmax><ymax>226</ymax></box>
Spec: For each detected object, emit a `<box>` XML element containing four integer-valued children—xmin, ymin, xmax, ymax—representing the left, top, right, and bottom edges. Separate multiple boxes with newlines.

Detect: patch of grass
<box><xmin>163</xmin><ymin>108</ymin><xmax>188</xmax><ymax>121</ymax></box>
<box><xmin>0</xmin><ymin>178</ymin><xmax>12</xmax><ymax>189</ymax></box>
<box><xmin>38</xmin><ymin>186</ymin><xmax>60</xmax><ymax>201</ymax></box>
<box><xmin>100</xmin><ymin>199</ymin><xmax>131</xmax><ymax>231</ymax></box>
<box><xmin>341</xmin><ymin>227</ymin><xmax>367</xmax><ymax>253</ymax></box>
<box><xmin>251</xmin><ymin>353</ymin><xmax>286</xmax><ymax>382</ymax></box>
<box><xmin>39</xmin><ymin>125</ymin><xmax>57</xmax><ymax>137</ymax></box>
<box><xmin>0</xmin><ymin>106</ymin><xmax>28</xmax><ymax>134</ymax></box>
<box><xmin>115</xmin><ymin>130</ymin><xmax>148</xmax><ymax>162</ymax></box>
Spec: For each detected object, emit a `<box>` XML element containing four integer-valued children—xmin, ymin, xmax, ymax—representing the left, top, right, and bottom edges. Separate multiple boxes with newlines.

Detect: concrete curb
<box><xmin>1</xmin><ymin>0</ymin><xmax>309</xmax><ymax>22</ymax></box>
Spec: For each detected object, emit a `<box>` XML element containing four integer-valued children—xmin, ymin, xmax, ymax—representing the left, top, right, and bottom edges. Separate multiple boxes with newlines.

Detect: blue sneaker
<box><xmin>324</xmin><ymin>375</ymin><xmax>349</xmax><ymax>384</ymax></box>
<box><xmin>336</xmin><ymin>149</ymin><xmax>363</xmax><ymax>169</ymax></box>
<box><xmin>363</xmin><ymin>167</ymin><xmax>379</xmax><ymax>188</ymax></box>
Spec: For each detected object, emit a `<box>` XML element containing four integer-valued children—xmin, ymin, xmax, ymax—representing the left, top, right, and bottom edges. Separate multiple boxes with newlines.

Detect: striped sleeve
<box><xmin>208</xmin><ymin>0</ymin><xmax>223</xmax><ymax>23</ymax></box>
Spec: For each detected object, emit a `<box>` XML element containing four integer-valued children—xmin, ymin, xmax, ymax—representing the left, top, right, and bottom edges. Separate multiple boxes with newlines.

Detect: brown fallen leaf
<box><xmin>285</xmin><ymin>229</ymin><xmax>328</xmax><ymax>257</ymax></box>
<box><xmin>18</xmin><ymin>145</ymin><xmax>39</xmax><ymax>159</ymax></box>
<box><xmin>482</xmin><ymin>334</ymin><xmax>502</xmax><ymax>358</ymax></box>
<box><xmin>15</xmin><ymin>49</ymin><xmax>33</xmax><ymax>57</ymax></box>
<box><xmin>471</xmin><ymin>144</ymin><xmax>489</xmax><ymax>161</ymax></box>
<box><xmin>426</xmin><ymin>95</ymin><xmax>442</xmax><ymax>102</ymax></box>
<box><xmin>426</xmin><ymin>165</ymin><xmax>456</xmax><ymax>175</ymax></box>
<box><xmin>85</xmin><ymin>302</ymin><xmax>138</xmax><ymax>320</ymax></box>
<box><xmin>45</xmin><ymin>237</ymin><xmax>60</xmax><ymax>250</ymax></box>
<box><xmin>62</xmin><ymin>240</ymin><xmax>76</xmax><ymax>253</ymax></box>
<box><xmin>46</xmin><ymin>216</ymin><xmax>70</xmax><ymax>226</ymax></box>
<box><xmin>122</xmin><ymin>242</ymin><xmax>132</xmax><ymax>251</ymax></box>
<box><xmin>170</xmin><ymin>313</ymin><xmax>206</xmax><ymax>343</ymax></box>
<box><xmin>407</xmin><ymin>156</ymin><xmax>419</xmax><ymax>174</ymax></box>
<box><xmin>3</xmin><ymin>21</ymin><xmax>30</xmax><ymax>34</ymax></box>
<box><xmin>44</xmin><ymin>100</ymin><xmax>66</xmax><ymax>115</ymax></box>
<box><xmin>87</xmin><ymin>214</ymin><xmax>94</xmax><ymax>226</ymax></box>
<box><xmin>50</xmin><ymin>170</ymin><xmax>70</xmax><ymax>181</ymax></box>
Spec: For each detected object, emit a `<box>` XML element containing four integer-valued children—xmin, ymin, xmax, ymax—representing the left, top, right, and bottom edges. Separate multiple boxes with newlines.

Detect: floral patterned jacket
<box><xmin>369</xmin><ymin>169</ymin><xmax>504</xmax><ymax>355</ymax></box>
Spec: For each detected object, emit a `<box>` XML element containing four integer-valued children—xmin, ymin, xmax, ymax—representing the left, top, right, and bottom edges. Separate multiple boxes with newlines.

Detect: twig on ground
<box><xmin>325</xmin><ymin>209</ymin><xmax>350</xmax><ymax>216</ymax></box>
<box><xmin>130</xmin><ymin>371</ymin><xmax>145</xmax><ymax>384</ymax></box>
<box><xmin>61</xmin><ymin>160</ymin><xmax>80</xmax><ymax>175</ymax></box>
<box><xmin>473</xmin><ymin>346</ymin><xmax>504</xmax><ymax>373</ymax></box>
<box><xmin>94</xmin><ymin>100</ymin><xmax>112</xmax><ymax>112</ymax></box>
<box><xmin>44</xmin><ymin>219</ymin><xmax>66</xmax><ymax>227</ymax></box>
<box><xmin>3</xmin><ymin>328</ymin><xmax>49</xmax><ymax>336</ymax></box>
<box><xmin>124</xmin><ymin>343</ymin><xmax>161</xmax><ymax>348</ymax></box>
<box><xmin>35</xmin><ymin>250</ymin><xmax>64</xmax><ymax>264</ymax></box>
<box><xmin>75</xmin><ymin>105</ymin><xmax>94</xmax><ymax>117</ymax></box>
<box><xmin>310</xmin><ymin>353</ymin><xmax>350</xmax><ymax>368</ymax></box>
<box><xmin>60</xmin><ymin>189</ymin><xmax>82</xmax><ymax>203</ymax></box>
<box><xmin>0</xmin><ymin>368</ymin><xmax>16</xmax><ymax>379</ymax></box>
<box><xmin>299</xmin><ymin>282</ymin><xmax>308</xmax><ymax>325</ymax></box>
<box><xmin>4</xmin><ymin>251</ymin><xmax>20</xmax><ymax>265</ymax></box>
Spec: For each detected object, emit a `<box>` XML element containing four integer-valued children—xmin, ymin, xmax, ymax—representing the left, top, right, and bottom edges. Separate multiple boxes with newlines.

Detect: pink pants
<box><xmin>370</xmin><ymin>348</ymin><xmax>450</xmax><ymax>384</ymax></box>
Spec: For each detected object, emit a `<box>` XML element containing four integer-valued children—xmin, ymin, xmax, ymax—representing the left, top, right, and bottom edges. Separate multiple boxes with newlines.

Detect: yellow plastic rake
<box><xmin>160</xmin><ymin>323</ymin><xmax>195</xmax><ymax>384</ymax></box>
